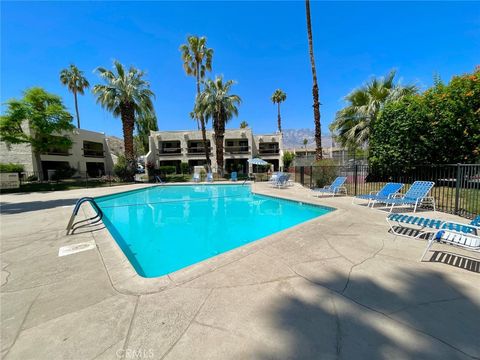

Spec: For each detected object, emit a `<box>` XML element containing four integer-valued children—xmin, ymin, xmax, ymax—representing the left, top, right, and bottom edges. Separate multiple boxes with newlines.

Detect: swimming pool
<box><xmin>96</xmin><ymin>185</ymin><xmax>333</xmax><ymax>278</ymax></box>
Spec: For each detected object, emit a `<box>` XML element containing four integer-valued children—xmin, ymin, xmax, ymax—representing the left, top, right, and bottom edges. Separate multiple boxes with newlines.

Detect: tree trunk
<box><xmin>73</xmin><ymin>90</ymin><xmax>80</xmax><ymax>128</ymax></box>
<box><xmin>306</xmin><ymin>0</ymin><xmax>323</xmax><ymax>160</ymax></box>
<box><xmin>33</xmin><ymin>151</ymin><xmax>43</xmax><ymax>181</ymax></box>
<box><xmin>120</xmin><ymin>102</ymin><xmax>136</xmax><ymax>173</ymax></box>
<box><xmin>277</xmin><ymin>103</ymin><xmax>282</xmax><ymax>133</ymax></box>
<box><xmin>196</xmin><ymin>67</ymin><xmax>211</xmax><ymax>170</ymax></box>
<box><xmin>214</xmin><ymin>117</ymin><xmax>225</xmax><ymax>177</ymax></box>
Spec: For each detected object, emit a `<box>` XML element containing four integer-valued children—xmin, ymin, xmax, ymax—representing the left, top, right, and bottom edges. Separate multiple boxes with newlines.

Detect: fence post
<box><xmin>454</xmin><ymin>163</ymin><xmax>461</xmax><ymax>215</ymax></box>
<box><xmin>300</xmin><ymin>167</ymin><xmax>305</xmax><ymax>186</ymax></box>
<box><xmin>310</xmin><ymin>166</ymin><xmax>313</xmax><ymax>189</ymax></box>
<box><xmin>354</xmin><ymin>164</ymin><xmax>358</xmax><ymax>196</ymax></box>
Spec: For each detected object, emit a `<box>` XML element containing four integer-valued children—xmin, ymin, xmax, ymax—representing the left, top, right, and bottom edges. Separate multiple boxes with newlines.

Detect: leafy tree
<box><xmin>136</xmin><ymin>110</ymin><xmax>158</xmax><ymax>154</ymax></box>
<box><xmin>59</xmin><ymin>64</ymin><xmax>90</xmax><ymax>128</ymax></box>
<box><xmin>305</xmin><ymin>0</ymin><xmax>322</xmax><ymax>160</ymax></box>
<box><xmin>0</xmin><ymin>87</ymin><xmax>74</xmax><ymax>178</ymax></box>
<box><xmin>240</xmin><ymin>120</ymin><xmax>248</xmax><ymax>129</ymax></box>
<box><xmin>369</xmin><ymin>68</ymin><xmax>480</xmax><ymax>173</ymax></box>
<box><xmin>271</xmin><ymin>89</ymin><xmax>287</xmax><ymax>132</ymax></box>
<box><xmin>196</xmin><ymin>76</ymin><xmax>241</xmax><ymax>176</ymax></box>
<box><xmin>330</xmin><ymin>70</ymin><xmax>416</xmax><ymax>149</ymax></box>
<box><xmin>282</xmin><ymin>151</ymin><xmax>296</xmax><ymax>170</ymax></box>
<box><xmin>93</xmin><ymin>60</ymin><xmax>155</xmax><ymax>170</ymax></box>
<box><xmin>180</xmin><ymin>35</ymin><xmax>213</xmax><ymax>169</ymax></box>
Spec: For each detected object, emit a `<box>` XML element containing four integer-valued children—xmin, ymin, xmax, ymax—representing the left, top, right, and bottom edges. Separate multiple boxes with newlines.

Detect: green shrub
<box><xmin>369</xmin><ymin>68</ymin><xmax>480</xmax><ymax>174</ymax></box>
<box><xmin>312</xmin><ymin>159</ymin><xmax>338</xmax><ymax>188</ymax></box>
<box><xmin>282</xmin><ymin>151</ymin><xmax>296</xmax><ymax>170</ymax></box>
<box><xmin>50</xmin><ymin>165</ymin><xmax>76</xmax><ymax>181</ymax></box>
<box><xmin>114</xmin><ymin>156</ymin><xmax>135</xmax><ymax>181</ymax></box>
<box><xmin>180</xmin><ymin>162</ymin><xmax>190</xmax><ymax>174</ymax></box>
<box><xmin>26</xmin><ymin>174</ymin><xmax>38</xmax><ymax>182</ymax></box>
<box><xmin>0</xmin><ymin>163</ymin><xmax>25</xmax><ymax>173</ymax></box>
<box><xmin>159</xmin><ymin>166</ymin><xmax>177</xmax><ymax>175</ymax></box>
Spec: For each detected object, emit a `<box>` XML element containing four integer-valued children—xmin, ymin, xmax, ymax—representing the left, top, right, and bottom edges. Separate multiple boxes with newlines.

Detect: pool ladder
<box><xmin>66</xmin><ymin>197</ymin><xmax>103</xmax><ymax>235</ymax></box>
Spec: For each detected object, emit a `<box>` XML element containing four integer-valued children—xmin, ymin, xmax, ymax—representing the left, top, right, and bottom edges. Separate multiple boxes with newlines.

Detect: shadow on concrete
<box><xmin>0</xmin><ymin>199</ymin><xmax>77</xmax><ymax>215</ymax></box>
<box><xmin>430</xmin><ymin>251</ymin><xmax>480</xmax><ymax>273</ymax></box>
<box><xmin>258</xmin><ymin>269</ymin><xmax>480</xmax><ymax>359</ymax></box>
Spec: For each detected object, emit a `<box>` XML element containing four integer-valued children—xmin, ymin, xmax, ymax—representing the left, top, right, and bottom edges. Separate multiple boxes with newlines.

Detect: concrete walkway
<box><xmin>1</xmin><ymin>182</ymin><xmax>479</xmax><ymax>360</ymax></box>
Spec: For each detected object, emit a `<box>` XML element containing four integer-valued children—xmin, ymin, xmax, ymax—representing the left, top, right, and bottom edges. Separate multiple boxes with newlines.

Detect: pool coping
<box><xmin>88</xmin><ymin>184</ymin><xmax>339</xmax><ymax>295</ymax></box>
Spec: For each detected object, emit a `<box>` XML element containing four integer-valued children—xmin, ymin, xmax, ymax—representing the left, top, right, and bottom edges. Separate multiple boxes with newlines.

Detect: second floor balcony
<box><xmin>225</xmin><ymin>140</ymin><xmax>249</xmax><ymax>154</ymax></box>
<box><xmin>159</xmin><ymin>141</ymin><xmax>182</xmax><ymax>156</ymax></box>
<box><xmin>83</xmin><ymin>141</ymin><xmax>105</xmax><ymax>158</ymax></box>
<box><xmin>259</xmin><ymin>143</ymin><xmax>280</xmax><ymax>155</ymax></box>
<box><xmin>187</xmin><ymin>140</ymin><xmax>211</xmax><ymax>155</ymax></box>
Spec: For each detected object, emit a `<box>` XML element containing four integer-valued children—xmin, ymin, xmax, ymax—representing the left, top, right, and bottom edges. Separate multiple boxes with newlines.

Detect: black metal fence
<box><xmin>0</xmin><ymin>171</ymin><xmax>136</xmax><ymax>193</ymax></box>
<box><xmin>292</xmin><ymin>164</ymin><xmax>480</xmax><ymax>219</ymax></box>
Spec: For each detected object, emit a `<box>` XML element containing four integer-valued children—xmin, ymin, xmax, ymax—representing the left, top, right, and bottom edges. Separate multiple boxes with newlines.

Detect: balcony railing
<box><xmin>83</xmin><ymin>150</ymin><xmax>105</xmax><ymax>158</ymax></box>
<box><xmin>259</xmin><ymin>148</ymin><xmax>280</xmax><ymax>155</ymax></box>
<box><xmin>187</xmin><ymin>147</ymin><xmax>212</xmax><ymax>155</ymax></box>
<box><xmin>159</xmin><ymin>147</ymin><xmax>182</xmax><ymax>156</ymax></box>
<box><xmin>43</xmin><ymin>151</ymin><xmax>71</xmax><ymax>156</ymax></box>
<box><xmin>225</xmin><ymin>146</ymin><xmax>250</xmax><ymax>154</ymax></box>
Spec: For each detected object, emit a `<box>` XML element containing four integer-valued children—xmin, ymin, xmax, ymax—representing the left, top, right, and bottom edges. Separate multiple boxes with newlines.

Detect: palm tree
<box><xmin>271</xmin><ymin>89</ymin><xmax>287</xmax><ymax>132</ymax></box>
<box><xmin>305</xmin><ymin>0</ymin><xmax>322</xmax><ymax>160</ymax></box>
<box><xmin>330</xmin><ymin>70</ymin><xmax>416</xmax><ymax>149</ymax></box>
<box><xmin>60</xmin><ymin>64</ymin><xmax>90</xmax><ymax>128</ymax></box>
<box><xmin>240</xmin><ymin>120</ymin><xmax>248</xmax><ymax>129</ymax></box>
<box><xmin>303</xmin><ymin>138</ymin><xmax>308</xmax><ymax>156</ymax></box>
<box><xmin>92</xmin><ymin>60</ymin><xmax>154</xmax><ymax>167</ymax></box>
<box><xmin>180</xmin><ymin>35</ymin><xmax>214</xmax><ymax>169</ymax></box>
<box><xmin>196</xmin><ymin>76</ymin><xmax>241</xmax><ymax>176</ymax></box>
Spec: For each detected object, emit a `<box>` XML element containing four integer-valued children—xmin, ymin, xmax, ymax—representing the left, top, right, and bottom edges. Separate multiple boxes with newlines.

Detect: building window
<box><xmin>83</xmin><ymin>141</ymin><xmax>104</xmax><ymax>158</ymax></box>
<box><xmin>86</xmin><ymin>162</ymin><xmax>105</xmax><ymax>177</ymax></box>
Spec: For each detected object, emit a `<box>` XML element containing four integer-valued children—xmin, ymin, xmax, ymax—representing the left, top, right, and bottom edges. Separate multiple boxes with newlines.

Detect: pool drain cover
<box><xmin>58</xmin><ymin>240</ymin><xmax>96</xmax><ymax>257</ymax></box>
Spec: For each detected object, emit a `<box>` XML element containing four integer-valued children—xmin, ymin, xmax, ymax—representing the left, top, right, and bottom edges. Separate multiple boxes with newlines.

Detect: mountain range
<box><xmin>282</xmin><ymin>129</ymin><xmax>333</xmax><ymax>149</ymax></box>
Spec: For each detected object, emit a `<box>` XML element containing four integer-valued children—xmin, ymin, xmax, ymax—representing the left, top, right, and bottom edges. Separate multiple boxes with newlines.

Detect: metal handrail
<box><xmin>66</xmin><ymin>197</ymin><xmax>103</xmax><ymax>235</ymax></box>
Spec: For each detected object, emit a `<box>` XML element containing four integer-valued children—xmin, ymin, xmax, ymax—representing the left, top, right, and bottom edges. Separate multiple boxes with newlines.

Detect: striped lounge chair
<box><xmin>312</xmin><ymin>176</ymin><xmax>347</xmax><ymax>197</ymax></box>
<box><xmin>420</xmin><ymin>225</ymin><xmax>480</xmax><ymax>261</ymax></box>
<box><xmin>353</xmin><ymin>182</ymin><xmax>404</xmax><ymax>207</ymax></box>
<box><xmin>381</xmin><ymin>181</ymin><xmax>435</xmax><ymax>213</ymax></box>
<box><xmin>387</xmin><ymin>214</ymin><xmax>480</xmax><ymax>238</ymax></box>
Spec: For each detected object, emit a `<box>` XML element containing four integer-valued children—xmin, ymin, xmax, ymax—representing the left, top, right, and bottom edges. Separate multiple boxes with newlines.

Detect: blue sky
<box><xmin>2</xmin><ymin>1</ymin><xmax>479</xmax><ymax>138</ymax></box>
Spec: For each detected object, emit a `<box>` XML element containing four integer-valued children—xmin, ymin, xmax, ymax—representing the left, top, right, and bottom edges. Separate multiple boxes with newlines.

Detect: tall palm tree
<box><xmin>92</xmin><ymin>60</ymin><xmax>154</xmax><ymax>167</ymax></box>
<box><xmin>303</xmin><ymin>138</ymin><xmax>308</xmax><ymax>156</ymax></box>
<box><xmin>305</xmin><ymin>0</ymin><xmax>322</xmax><ymax>160</ymax></box>
<box><xmin>60</xmin><ymin>64</ymin><xmax>90</xmax><ymax>128</ymax></box>
<box><xmin>330</xmin><ymin>70</ymin><xmax>416</xmax><ymax>149</ymax></box>
<box><xmin>271</xmin><ymin>89</ymin><xmax>287</xmax><ymax>132</ymax></box>
<box><xmin>180</xmin><ymin>35</ymin><xmax>214</xmax><ymax>169</ymax></box>
<box><xmin>196</xmin><ymin>76</ymin><xmax>241</xmax><ymax>176</ymax></box>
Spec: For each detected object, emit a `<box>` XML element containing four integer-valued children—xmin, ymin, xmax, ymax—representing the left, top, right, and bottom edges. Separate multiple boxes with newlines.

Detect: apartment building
<box><xmin>145</xmin><ymin>128</ymin><xmax>283</xmax><ymax>174</ymax></box>
<box><xmin>0</xmin><ymin>126</ymin><xmax>115</xmax><ymax>179</ymax></box>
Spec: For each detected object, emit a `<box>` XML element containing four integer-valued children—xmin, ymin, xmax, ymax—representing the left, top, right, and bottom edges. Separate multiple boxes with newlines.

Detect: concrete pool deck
<box><xmin>1</xmin><ymin>182</ymin><xmax>479</xmax><ymax>359</ymax></box>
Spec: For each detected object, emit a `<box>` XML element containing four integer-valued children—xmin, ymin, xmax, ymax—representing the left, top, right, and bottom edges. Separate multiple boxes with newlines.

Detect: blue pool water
<box><xmin>96</xmin><ymin>185</ymin><xmax>333</xmax><ymax>278</ymax></box>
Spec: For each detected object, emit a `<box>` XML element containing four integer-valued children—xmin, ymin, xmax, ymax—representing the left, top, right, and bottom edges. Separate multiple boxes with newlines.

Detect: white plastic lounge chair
<box><xmin>154</xmin><ymin>175</ymin><xmax>164</xmax><ymax>184</ymax></box>
<box><xmin>312</xmin><ymin>176</ymin><xmax>347</xmax><ymax>197</ymax></box>
<box><xmin>420</xmin><ymin>226</ymin><xmax>480</xmax><ymax>261</ymax></box>
<box><xmin>192</xmin><ymin>173</ymin><xmax>200</xmax><ymax>183</ymax></box>
<box><xmin>387</xmin><ymin>214</ymin><xmax>480</xmax><ymax>239</ymax></box>
<box><xmin>206</xmin><ymin>172</ymin><xmax>213</xmax><ymax>182</ymax></box>
<box><xmin>353</xmin><ymin>182</ymin><xmax>404</xmax><ymax>207</ymax></box>
<box><xmin>381</xmin><ymin>181</ymin><xmax>435</xmax><ymax>213</ymax></box>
